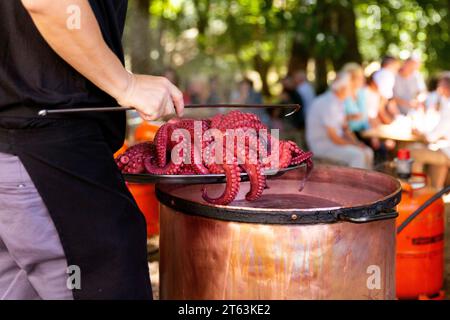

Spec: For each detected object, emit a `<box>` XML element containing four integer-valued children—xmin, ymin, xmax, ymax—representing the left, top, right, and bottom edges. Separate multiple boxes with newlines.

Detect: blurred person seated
<box><xmin>364</xmin><ymin>73</ymin><xmax>384</xmax><ymax>126</ymax></box>
<box><xmin>183</xmin><ymin>77</ymin><xmax>214</xmax><ymax>118</ymax></box>
<box><xmin>207</xmin><ymin>76</ymin><xmax>222</xmax><ymax>104</ymax></box>
<box><xmin>185</xmin><ymin>77</ymin><xmax>210</xmax><ymax>105</ymax></box>
<box><xmin>230</xmin><ymin>77</ymin><xmax>269</xmax><ymax>125</ymax></box>
<box><xmin>374</xmin><ymin>56</ymin><xmax>401</xmax><ymax>100</ymax></box>
<box><xmin>363</xmin><ymin>73</ymin><xmax>397</xmax><ymax>160</ymax></box>
<box><xmin>344</xmin><ymin>64</ymin><xmax>391</xmax><ymax>163</ymax></box>
<box><xmin>231</xmin><ymin>77</ymin><xmax>263</xmax><ymax>104</ymax></box>
<box><xmin>374</xmin><ymin>55</ymin><xmax>401</xmax><ymax>117</ymax></box>
<box><xmin>306</xmin><ymin>72</ymin><xmax>374</xmax><ymax>169</ymax></box>
<box><xmin>426</xmin><ymin>72</ymin><xmax>450</xmax><ymax>112</ymax></box>
<box><xmin>292</xmin><ymin>70</ymin><xmax>316</xmax><ymax>118</ymax></box>
<box><xmin>267</xmin><ymin>107</ymin><xmax>285</xmax><ymax>131</ymax></box>
<box><xmin>393</xmin><ymin>55</ymin><xmax>427</xmax><ymax>115</ymax></box>
<box><xmin>363</xmin><ymin>73</ymin><xmax>395</xmax><ymax>125</ymax></box>
<box><xmin>411</xmin><ymin>73</ymin><xmax>450</xmax><ymax>189</ymax></box>
<box><xmin>280</xmin><ymin>75</ymin><xmax>305</xmax><ymax>129</ymax></box>
<box><xmin>343</xmin><ymin>63</ymin><xmax>368</xmax><ymax>133</ymax></box>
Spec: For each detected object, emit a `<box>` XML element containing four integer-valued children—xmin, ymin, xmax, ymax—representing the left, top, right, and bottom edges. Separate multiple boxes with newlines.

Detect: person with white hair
<box><xmin>306</xmin><ymin>72</ymin><xmax>374</xmax><ymax>169</ymax></box>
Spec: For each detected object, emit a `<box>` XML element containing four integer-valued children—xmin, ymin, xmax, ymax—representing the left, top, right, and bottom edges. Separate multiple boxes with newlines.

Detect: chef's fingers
<box><xmin>138</xmin><ymin>111</ymin><xmax>157</xmax><ymax>122</ymax></box>
<box><xmin>163</xmin><ymin>98</ymin><xmax>176</xmax><ymax>118</ymax></box>
<box><xmin>167</xmin><ymin>81</ymin><xmax>184</xmax><ymax>117</ymax></box>
<box><xmin>158</xmin><ymin>91</ymin><xmax>171</xmax><ymax>118</ymax></box>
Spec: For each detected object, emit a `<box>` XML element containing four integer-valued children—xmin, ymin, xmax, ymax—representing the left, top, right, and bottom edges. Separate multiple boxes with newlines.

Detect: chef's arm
<box><xmin>21</xmin><ymin>0</ymin><xmax>184</xmax><ymax>120</ymax></box>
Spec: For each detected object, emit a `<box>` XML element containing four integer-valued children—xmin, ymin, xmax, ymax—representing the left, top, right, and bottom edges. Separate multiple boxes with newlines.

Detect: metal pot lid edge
<box><xmin>155</xmin><ymin>186</ymin><xmax>402</xmax><ymax>225</ymax></box>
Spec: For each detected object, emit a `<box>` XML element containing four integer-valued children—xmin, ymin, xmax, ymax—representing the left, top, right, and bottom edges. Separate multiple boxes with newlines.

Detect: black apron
<box><xmin>0</xmin><ymin>118</ymin><xmax>152</xmax><ymax>300</ymax></box>
<box><xmin>0</xmin><ymin>0</ymin><xmax>152</xmax><ymax>299</ymax></box>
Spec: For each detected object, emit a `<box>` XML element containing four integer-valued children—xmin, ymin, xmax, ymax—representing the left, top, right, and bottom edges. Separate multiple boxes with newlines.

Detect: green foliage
<box><xmin>355</xmin><ymin>0</ymin><xmax>450</xmax><ymax>73</ymax></box>
<box><xmin>125</xmin><ymin>0</ymin><xmax>450</xmax><ymax>90</ymax></box>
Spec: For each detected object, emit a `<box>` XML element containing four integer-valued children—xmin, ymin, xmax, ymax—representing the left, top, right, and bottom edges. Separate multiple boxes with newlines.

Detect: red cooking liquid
<box><xmin>233</xmin><ymin>194</ymin><xmax>341</xmax><ymax>209</ymax></box>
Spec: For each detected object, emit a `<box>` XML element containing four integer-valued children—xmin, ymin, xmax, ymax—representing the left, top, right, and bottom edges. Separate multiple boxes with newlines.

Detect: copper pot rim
<box><xmin>156</xmin><ymin>165</ymin><xmax>402</xmax><ymax>225</ymax></box>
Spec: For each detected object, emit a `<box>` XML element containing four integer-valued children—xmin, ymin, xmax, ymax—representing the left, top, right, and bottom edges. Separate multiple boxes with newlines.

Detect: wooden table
<box><xmin>362</xmin><ymin>124</ymin><xmax>422</xmax><ymax>143</ymax></box>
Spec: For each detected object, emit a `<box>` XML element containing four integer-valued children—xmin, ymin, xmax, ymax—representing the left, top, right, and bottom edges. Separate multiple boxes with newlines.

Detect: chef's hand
<box><xmin>117</xmin><ymin>73</ymin><xmax>184</xmax><ymax>121</ymax></box>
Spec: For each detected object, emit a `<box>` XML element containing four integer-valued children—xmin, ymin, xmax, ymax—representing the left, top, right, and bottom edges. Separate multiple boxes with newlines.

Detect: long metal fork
<box><xmin>38</xmin><ymin>104</ymin><xmax>301</xmax><ymax>117</ymax></box>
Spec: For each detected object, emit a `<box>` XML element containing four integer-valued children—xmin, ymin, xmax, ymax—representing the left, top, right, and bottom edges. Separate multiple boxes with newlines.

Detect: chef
<box><xmin>0</xmin><ymin>0</ymin><xmax>184</xmax><ymax>299</ymax></box>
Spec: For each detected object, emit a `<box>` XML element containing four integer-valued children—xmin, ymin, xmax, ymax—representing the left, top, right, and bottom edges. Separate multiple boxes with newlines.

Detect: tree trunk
<box><xmin>315</xmin><ymin>57</ymin><xmax>328</xmax><ymax>94</ymax></box>
<box><xmin>288</xmin><ymin>34</ymin><xmax>310</xmax><ymax>74</ymax></box>
<box><xmin>332</xmin><ymin>0</ymin><xmax>362</xmax><ymax>70</ymax></box>
<box><xmin>314</xmin><ymin>0</ymin><xmax>331</xmax><ymax>93</ymax></box>
<box><xmin>129</xmin><ymin>0</ymin><xmax>152</xmax><ymax>73</ymax></box>
<box><xmin>192</xmin><ymin>0</ymin><xmax>211</xmax><ymax>50</ymax></box>
<box><xmin>253</xmin><ymin>54</ymin><xmax>272</xmax><ymax>97</ymax></box>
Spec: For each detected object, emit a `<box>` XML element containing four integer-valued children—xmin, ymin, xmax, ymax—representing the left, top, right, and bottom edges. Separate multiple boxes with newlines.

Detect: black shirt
<box><xmin>0</xmin><ymin>0</ymin><xmax>128</xmax><ymax>150</ymax></box>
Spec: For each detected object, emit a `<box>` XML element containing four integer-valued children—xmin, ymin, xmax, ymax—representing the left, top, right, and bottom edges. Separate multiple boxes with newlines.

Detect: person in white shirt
<box><xmin>426</xmin><ymin>72</ymin><xmax>450</xmax><ymax>112</ymax></box>
<box><xmin>393</xmin><ymin>57</ymin><xmax>427</xmax><ymax>115</ymax></box>
<box><xmin>410</xmin><ymin>73</ymin><xmax>450</xmax><ymax>188</ymax></box>
<box><xmin>364</xmin><ymin>73</ymin><xmax>382</xmax><ymax>125</ymax></box>
<box><xmin>306</xmin><ymin>72</ymin><xmax>374</xmax><ymax>169</ymax></box>
<box><xmin>363</xmin><ymin>72</ymin><xmax>394</xmax><ymax>125</ymax></box>
<box><xmin>373</xmin><ymin>56</ymin><xmax>401</xmax><ymax>101</ymax></box>
<box><xmin>292</xmin><ymin>70</ymin><xmax>316</xmax><ymax>118</ymax></box>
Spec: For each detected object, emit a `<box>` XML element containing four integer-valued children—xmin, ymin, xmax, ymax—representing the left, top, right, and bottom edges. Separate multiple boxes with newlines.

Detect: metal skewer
<box><xmin>38</xmin><ymin>104</ymin><xmax>300</xmax><ymax>118</ymax></box>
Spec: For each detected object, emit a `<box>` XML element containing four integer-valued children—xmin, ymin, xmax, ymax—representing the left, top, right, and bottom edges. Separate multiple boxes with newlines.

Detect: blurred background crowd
<box><xmin>123</xmin><ymin>0</ymin><xmax>450</xmax><ymax>187</ymax></box>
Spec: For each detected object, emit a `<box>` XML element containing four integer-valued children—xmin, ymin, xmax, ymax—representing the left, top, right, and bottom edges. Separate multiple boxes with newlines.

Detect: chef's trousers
<box><xmin>0</xmin><ymin>152</ymin><xmax>73</xmax><ymax>300</ymax></box>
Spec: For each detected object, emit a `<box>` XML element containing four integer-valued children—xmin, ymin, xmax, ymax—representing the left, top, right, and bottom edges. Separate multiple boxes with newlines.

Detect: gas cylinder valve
<box><xmin>395</xmin><ymin>149</ymin><xmax>413</xmax><ymax>179</ymax></box>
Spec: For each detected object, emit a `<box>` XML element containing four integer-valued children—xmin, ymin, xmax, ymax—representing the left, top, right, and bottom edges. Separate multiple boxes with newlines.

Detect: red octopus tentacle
<box><xmin>278</xmin><ymin>141</ymin><xmax>293</xmax><ymax>169</ymax></box>
<box><xmin>291</xmin><ymin>151</ymin><xmax>314</xmax><ymax>165</ymax></box>
<box><xmin>240</xmin><ymin>162</ymin><xmax>266</xmax><ymax>201</ymax></box>
<box><xmin>202</xmin><ymin>162</ymin><xmax>241</xmax><ymax>205</ymax></box>
<box><xmin>206</xmin><ymin>163</ymin><xmax>225</xmax><ymax>174</ymax></box>
<box><xmin>116</xmin><ymin>110</ymin><xmax>314</xmax><ymax>205</ymax></box>
<box><xmin>115</xmin><ymin>142</ymin><xmax>153</xmax><ymax>174</ymax></box>
<box><xmin>236</xmin><ymin>141</ymin><xmax>266</xmax><ymax>201</ymax></box>
<box><xmin>143</xmin><ymin>157</ymin><xmax>181</xmax><ymax>175</ymax></box>
<box><xmin>154</xmin><ymin>123</ymin><xmax>173</xmax><ymax>167</ymax></box>
<box><xmin>190</xmin><ymin>144</ymin><xmax>210</xmax><ymax>175</ymax></box>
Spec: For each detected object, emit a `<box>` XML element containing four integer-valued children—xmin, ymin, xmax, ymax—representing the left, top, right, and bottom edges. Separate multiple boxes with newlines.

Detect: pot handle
<box><xmin>339</xmin><ymin>209</ymin><xmax>399</xmax><ymax>224</ymax></box>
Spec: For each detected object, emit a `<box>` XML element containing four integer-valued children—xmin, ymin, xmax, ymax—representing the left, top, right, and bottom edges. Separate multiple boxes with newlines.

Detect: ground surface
<box><xmin>149</xmin><ymin>201</ymin><xmax>450</xmax><ymax>300</ymax></box>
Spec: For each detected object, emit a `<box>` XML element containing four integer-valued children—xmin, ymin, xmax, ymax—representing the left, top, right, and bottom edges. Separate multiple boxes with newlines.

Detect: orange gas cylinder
<box><xmin>396</xmin><ymin>176</ymin><xmax>446</xmax><ymax>299</ymax></box>
<box><xmin>114</xmin><ymin>141</ymin><xmax>160</xmax><ymax>237</ymax></box>
<box><xmin>134</xmin><ymin>121</ymin><xmax>160</xmax><ymax>143</ymax></box>
<box><xmin>127</xmin><ymin>183</ymin><xmax>160</xmax><ymax>237</ymax></box>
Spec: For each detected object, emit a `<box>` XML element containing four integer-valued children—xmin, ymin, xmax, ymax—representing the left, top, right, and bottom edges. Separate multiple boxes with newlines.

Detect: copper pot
<box><xmin>157</xmin><ymin>165</ymin><xmax>402</xmax><ymax>300</ymax></box>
